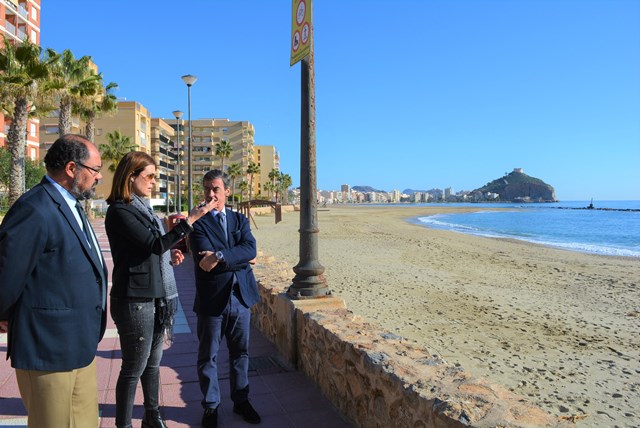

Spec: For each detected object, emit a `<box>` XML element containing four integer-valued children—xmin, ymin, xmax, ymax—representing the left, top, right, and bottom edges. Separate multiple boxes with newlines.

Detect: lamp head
<box><xmin>181</xmin><ymin>75</ymin><xmax>197</xmax><ymax>86</ymax></box>
<box><xmin>172</xmin><ymin>110</ymin><xmax>183</xmax><ymax>119</ymax></box>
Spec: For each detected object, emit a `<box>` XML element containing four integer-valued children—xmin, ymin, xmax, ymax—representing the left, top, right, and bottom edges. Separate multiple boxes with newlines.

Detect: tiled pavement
<box><xmin>0</xmin><ymin>218</ymin><xmax>351</xmax><ymax>428</ymax></box>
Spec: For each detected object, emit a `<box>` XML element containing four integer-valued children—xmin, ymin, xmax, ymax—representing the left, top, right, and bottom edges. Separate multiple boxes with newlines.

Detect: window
<box><xmin>30</xmin><ymin>148</ymin><xmax>36</xmax><ymax>161</ymax></box>
<box><xmin>31</xmin><ymin>7</ymin><xmax>37</xmax><ymax>20</ymax></box>
<box><xmin>45</xmin><ymin>126</ymin><xmax>59</xmax><ymax>135</ymax></box>
<box><xmin>30</xmin><ymin>30</ymin><xmax>37</xmax><ymax>42</ymax></box>
<box><xmin>30</xmin><ymin>123</ymin><xmax>36</xmax><ymax>137</ymax></box>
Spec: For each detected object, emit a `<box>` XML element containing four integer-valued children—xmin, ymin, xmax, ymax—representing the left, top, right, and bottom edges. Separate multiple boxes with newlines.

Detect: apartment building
<box><xmin>0</xmin><ymin>0</ymin><xmax>41</xmax><ymax>160</ymax></box>
<box><xmin>254</xmin><ymin>145</ymin><xmax>279</xmax><ymax>198</ymax></box>
<box><xmin>89</xmin><ymin>101</ymin><xmax>151</xmax><ymax>200</ymax></box>
<box><xmin>41</xmin><ymin>100</ymin><xmax>178</xmax><ymax>207</ymax></box>
<box><xmin>150</xmin><ymin>118</ymin><xmax>177</xmax><ymax>207</ymax></box>
<box><xmin>42</xmin><ymin>100</ymin><xmax>152</xmax><ymax>201</ymax></box>
<box><xmin>166</xmin><ymin>118</ymin><xmax>256</xmax><ymax>195</ymax></box>
<box><xmin>341</xmin><ymin>184</ymin><xmax>351</xmax><ymax>202</ymax></box>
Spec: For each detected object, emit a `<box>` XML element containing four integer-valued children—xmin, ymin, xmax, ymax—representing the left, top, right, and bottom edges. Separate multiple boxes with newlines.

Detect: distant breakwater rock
<box><xmin>554</xmin><ymin>207</ymin><xmax>640</xmax><ymax>212</ymax></box>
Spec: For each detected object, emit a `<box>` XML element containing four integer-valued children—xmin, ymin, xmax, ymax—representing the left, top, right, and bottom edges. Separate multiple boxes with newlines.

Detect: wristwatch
<box><xmin>215</xmin><ymin>251</ymin><xmax>224</xmax><ymax>262</ymax></box>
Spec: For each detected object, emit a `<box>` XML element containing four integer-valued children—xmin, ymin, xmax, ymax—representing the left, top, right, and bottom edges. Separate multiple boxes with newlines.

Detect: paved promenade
<box><xmin>0</xmin><ymin>218</ymin><xmax>350</xmax><ymax>428</ymax></box>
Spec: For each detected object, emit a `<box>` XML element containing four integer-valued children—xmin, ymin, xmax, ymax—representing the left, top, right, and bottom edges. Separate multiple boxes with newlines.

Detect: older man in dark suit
<box><xmin>190</xmin><ymin>169</ymin><xmax>261</xmax><ymax>428</ymax></box>
<box><xmin>0</xmin><ymin>134</ymin><xmax>108</xmax><ymax>427</ymax></box>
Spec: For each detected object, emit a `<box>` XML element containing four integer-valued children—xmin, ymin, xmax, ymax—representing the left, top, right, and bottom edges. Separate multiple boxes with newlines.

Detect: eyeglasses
<box><xmin>77</xmin><ymin>162</ymin><xmax>102</xmax><ymax>175</ymax></box>
<box><xmin>137</xmin><ymin>173</ymin><xmax>156</xmax><ymax>182</ymax></box>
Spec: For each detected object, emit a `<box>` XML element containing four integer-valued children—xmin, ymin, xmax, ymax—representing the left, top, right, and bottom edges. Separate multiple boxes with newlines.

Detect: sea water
<box><xmin>414</xmin><ymin>201</ymin><xmax>640</xmax><ymax>258</ymax></box>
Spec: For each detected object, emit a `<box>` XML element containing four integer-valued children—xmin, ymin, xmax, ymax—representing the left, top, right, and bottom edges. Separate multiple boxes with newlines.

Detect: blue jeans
<box><xmin>110</xmin><ymin>297</ymin><xmax>164</xmax><ymax>428</ymax></box>
<box><xmin>197</xmin><ymin>290</ymin><xmax>251</xmax><ymax>409</ymax></box>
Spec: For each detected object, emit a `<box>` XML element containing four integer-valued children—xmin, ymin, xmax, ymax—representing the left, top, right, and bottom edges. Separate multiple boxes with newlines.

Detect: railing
<box><xmin>4</xmin><ymin>21</ymin><xmax>16</xmax><ymax>36</ymax></box>
<box><xmin>4</xmin><ymin>0</ymin><xmax>17</xmax><ymax>11</ymax></box>
<box><xmin>159</xmin><ymin>146</ymin><xmax>171</xmax><ymax>156</ymax></box>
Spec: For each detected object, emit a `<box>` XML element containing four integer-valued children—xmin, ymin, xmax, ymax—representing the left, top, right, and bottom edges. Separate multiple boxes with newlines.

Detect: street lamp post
<box><xmin>288</xmin><ymin>38</ymin><xmax>330</xmax><ymax>299</ymax></box>
<box><xmin>165</xmin><ymin>167</ymin><xmax>170</xmax><ymax>215</ymax></box>
<box><xmin>181</xmin><ymin>74</ymin><xmax>197</xmax><ymax>209</ymax></box>
<box><xmin>172</xmin><ymin>110</ymin><xmax>183</xmax><ymax>213</ymax></box>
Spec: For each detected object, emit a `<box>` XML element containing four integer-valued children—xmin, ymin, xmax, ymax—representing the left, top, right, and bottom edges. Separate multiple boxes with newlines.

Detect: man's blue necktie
<box><xmin>217</xmin><ymin>211</ymin><xmax>228</xmax><ymax>242</ymax></box>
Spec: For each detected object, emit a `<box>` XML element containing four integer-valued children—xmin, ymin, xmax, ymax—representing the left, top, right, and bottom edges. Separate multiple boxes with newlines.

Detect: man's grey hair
<box><xmin>202</xmin><ymin>169</ymin><xmax>230</xmax><ymax>189</ymax></box>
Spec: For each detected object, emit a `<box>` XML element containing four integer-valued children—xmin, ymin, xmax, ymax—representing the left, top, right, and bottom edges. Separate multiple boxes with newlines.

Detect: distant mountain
<box><xmin>352</xmin><ymin>185</ymin><xmax>386</xmax><ymax>193</ymax></box>
<box><xmin>473</xmin><ymin>169</ymin><xmax>556</xmax><ymax>202</ymax></box>
<box><xmin>403</xmin><ymin>188</ymin><xmax>441</xmax><ymax>195</ymax></box>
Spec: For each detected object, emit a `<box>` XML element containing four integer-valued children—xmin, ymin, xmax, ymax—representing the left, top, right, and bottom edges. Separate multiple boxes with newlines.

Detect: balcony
<box><xmin>192</xmin><ymin>141</ymin><xmax>213</xmax><ymax>148</ymax></box>
<box><xmin>193</xmin><ymin>159</ymin><xmax>213</xmax><ymax>165</ymax></box>
<box><xmin>5</xmin><ymin>0</ymin><xmax>17</xmax><ymax>11</ymax></box>
<box><xmin>4</xmin><ymin>21</ymin><xmax>16</xmax><ymax>36</ymax></box>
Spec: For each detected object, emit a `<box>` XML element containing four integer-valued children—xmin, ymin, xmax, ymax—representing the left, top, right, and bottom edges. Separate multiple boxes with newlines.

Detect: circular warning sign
<box><xmin>296</xmin><ymin>1</ymin><xmax>306</xmax><ymax>25</ymax></box>
<box><xmin>290</xmin><ymin>0</ymin><xmax>312</xmax><ymax>66</ymax></box>
<box><xmin>292</xmin><ymin>30</ymin><xmax>301</xmax><ymax>52</ymax></box>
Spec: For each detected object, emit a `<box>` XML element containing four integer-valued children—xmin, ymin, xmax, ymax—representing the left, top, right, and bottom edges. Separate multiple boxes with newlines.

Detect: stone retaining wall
<box><xmin>251</xmin><ymin>255</ymin><xmax>569</xmax><ymax>428</ymax></box>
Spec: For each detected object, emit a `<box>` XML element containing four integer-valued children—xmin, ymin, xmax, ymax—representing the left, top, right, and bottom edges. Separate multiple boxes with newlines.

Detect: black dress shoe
<box><xmin>233</xmin><ymin>400</ymin><xmax>261</xmax><ymax>424</ymax></box>
<box><xmin>201</xmin><ymin>407</ymin><xmax>218</xmax><ymax>428</ymax></box>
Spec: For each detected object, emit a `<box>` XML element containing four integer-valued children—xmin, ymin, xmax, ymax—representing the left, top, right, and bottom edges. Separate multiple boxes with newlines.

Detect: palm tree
<box><xmin>246</xmin><ymin>161</ymin><xmax>260</xmax><ymax>202</ymax></box>
<box><xmin>50</xmin><ymin>49</ymin><xmax>99</xmax><ymax>135</ymax></box>
<box><xmin>0</xmin><ymin>147</ymin><xmax>46</xmax><ymax>192</ymax></box>
<box><xmin>215</xmin><ymin>139</ymin><xmax>233</xmax><ymax>172</ymax></box>
<box><xmin>238</xmin><ymin>180</ymin><xmax>248</xmax><ymax>206</ymax></box>
<box><xmin>80</xmin><ymin>74</ymin><xmax>118</xmax><ymax>141</ymax></box>
<box><xmin>268</xmin><ymin>168</ymin><xmax>279</xmax><ymax>202</ymax></box>
<box><xmin>276</xmin><ymin>172</ymin><xmax>292</xmax><ymax>204</ymax></box>
<box><xmin>263</xmin><ymin>182</ymin><xmax>274</xmax><ymax>201</ymax></box>
<box><xmin>227</xmin><ymin>162</ymin><xmax>243</xmax><ymax>206</ymax></box>
<box><xmin>0</xmin><ymin>37</ymin><xmax>59</xmax><ymax>205</ymax></box>
<box><xmin>99</xmin><ymin>130</ymin><xmax>135</xmax><ymax>172</ymax></box>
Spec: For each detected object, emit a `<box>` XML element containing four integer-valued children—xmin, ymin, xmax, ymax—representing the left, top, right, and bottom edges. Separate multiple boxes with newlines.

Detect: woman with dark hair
<box><xmin>105</xmin><ymin>151</ymin><xmax>215</xmax><ymax>428</ymax></box>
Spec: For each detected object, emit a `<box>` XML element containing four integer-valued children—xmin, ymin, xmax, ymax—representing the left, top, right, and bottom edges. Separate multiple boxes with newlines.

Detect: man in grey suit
<box><xmin>190</xmin><ymin>169</ymin><xmax>261</xmax><ymax>428</ymax></box>
<box><xmin>0</xmin><ymin>134</ymin><xmax>108</xmax><ymax>427</ymax></box>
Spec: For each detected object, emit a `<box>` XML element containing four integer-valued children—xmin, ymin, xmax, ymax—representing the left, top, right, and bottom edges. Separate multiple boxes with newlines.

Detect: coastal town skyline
<box><xmin>41</xmin><ymin>1</ymin><xmax>640</xmax><ymax>201</ymax></box>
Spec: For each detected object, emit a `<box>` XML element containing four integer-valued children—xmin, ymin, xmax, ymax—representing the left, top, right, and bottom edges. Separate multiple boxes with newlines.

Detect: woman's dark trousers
<box><xmin>111</xmin><ymin>297</ymin><xmax>164</xmax><ymax>428</ymax></box>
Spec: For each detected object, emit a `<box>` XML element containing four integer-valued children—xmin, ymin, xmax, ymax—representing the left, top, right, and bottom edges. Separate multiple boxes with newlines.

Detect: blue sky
<box><xmin>41</xmin><ymin>0</ymin><xmax>640</xmax><ymax>200</ymax></box>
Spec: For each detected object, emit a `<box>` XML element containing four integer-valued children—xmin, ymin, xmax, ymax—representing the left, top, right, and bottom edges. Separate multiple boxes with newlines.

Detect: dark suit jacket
<box><xmin>190</xmin><ymin>209</ymin><xmax>260</xmax><ymax>316</ymax></box>
<box><xmin>0</xmin><ymin>177</ymin><xmax>108</xmax><ymax>371</ymax></box>
<box><xmin>105</xmin><ymin>201</ymin><xmax>193</xmax><ymax>298</ymax></box>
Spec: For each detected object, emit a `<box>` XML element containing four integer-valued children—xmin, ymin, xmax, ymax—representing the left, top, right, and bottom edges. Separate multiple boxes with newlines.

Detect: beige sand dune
<box><xmin>251</xmin><ymin>205</ymin><xmax>639</xmax><ymax>427</ymax></box>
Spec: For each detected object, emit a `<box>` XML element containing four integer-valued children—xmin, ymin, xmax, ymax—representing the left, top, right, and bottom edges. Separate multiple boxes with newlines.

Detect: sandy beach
<box><xmin>250</xmin><ymin>205</ymin><xmax>639</xmax><ymax>427</ymax></box>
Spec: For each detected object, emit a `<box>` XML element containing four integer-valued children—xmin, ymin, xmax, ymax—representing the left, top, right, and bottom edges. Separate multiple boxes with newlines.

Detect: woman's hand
<box><xmin>198</xmin><ymin>251</ymin><xmax>219</xmax><ymax>272</ymax></box>
<box><xmin>171</xmin><ymin>249</ymin><xmax>184</xmax><ymax>266</ymax></box>
<box><xmin>186</xmin><ymin>199</ymin><xmax>217</xmax><ymax>224</ymax></box>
